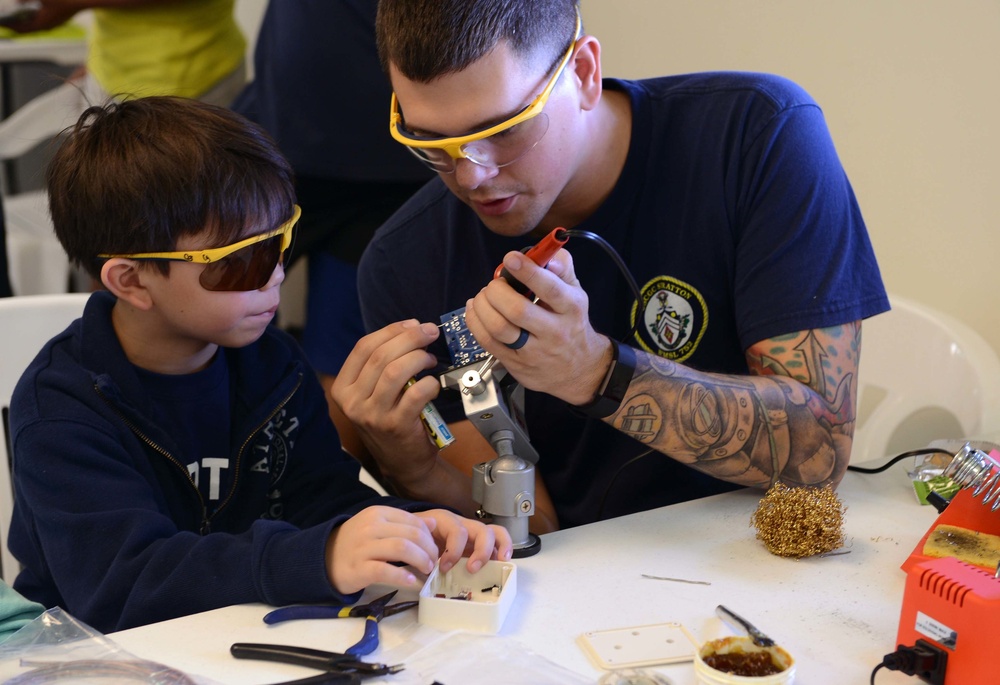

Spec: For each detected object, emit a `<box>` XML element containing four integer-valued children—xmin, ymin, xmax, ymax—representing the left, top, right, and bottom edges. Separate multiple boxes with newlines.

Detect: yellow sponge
<box><xmin>923</xmin><ymin>524</ymin><xmax>1000</xmax><ymax>572</ymax></box>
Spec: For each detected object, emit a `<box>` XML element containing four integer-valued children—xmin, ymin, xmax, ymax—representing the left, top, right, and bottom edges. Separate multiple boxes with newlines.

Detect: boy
<box><xmin>7</xmin><ymin>97</ymin><xmax>510</xmax><ymax>633</ymax></box>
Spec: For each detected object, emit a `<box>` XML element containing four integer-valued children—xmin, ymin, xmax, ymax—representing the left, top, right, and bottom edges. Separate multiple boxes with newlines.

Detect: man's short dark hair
<box><xmin>47</xmin><ymin>96</ymin><xmax>296</xmax><ymax>280</ymax></box>
<box><xmin>376</xmin><ymin>0</ymin><xmax>579</xmax><ymax>82</ymax></box>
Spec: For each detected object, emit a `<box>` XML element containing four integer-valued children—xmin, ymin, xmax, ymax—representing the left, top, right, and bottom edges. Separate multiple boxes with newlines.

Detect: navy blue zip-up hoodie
<box><xmin>8</xmin><ymin>291</ymin><xmax>425</xmax><ymax>633</ymax></box>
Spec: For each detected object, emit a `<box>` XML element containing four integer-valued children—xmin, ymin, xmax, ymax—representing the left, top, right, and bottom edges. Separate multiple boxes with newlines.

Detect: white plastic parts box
<box><xmin>418</xmin><ymin>558</ymin><xmax>516</xmax><ymax>633</ymax></box>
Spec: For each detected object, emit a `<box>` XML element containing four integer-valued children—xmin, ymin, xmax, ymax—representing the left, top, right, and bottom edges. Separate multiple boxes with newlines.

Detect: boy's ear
<box><xmin>101</xmin><ymin>258</ymin><xmax>155</xmax><ymax>311</ymax></box>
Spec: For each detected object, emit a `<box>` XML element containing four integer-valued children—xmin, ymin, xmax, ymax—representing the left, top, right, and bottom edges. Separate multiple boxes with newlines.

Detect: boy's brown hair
<box><xmin>47</xmin><ymin>96</ymin><xmax>296</xmax><ymax>280</ymax></box>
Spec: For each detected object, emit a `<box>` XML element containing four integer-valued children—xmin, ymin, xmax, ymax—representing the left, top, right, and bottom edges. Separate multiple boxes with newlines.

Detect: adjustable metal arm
<box><xmin>440</xmin><ymin>362</ymin><xmax>542</xmax><ymax>557</ymax></box>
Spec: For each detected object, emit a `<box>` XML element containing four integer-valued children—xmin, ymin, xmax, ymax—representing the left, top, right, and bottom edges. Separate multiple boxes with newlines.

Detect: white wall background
<box><xmin>234</xmin><ymin>0</ymin><xmax>267</xmax><ymax>79</ymax></box>
<box><xmin>580</xmin><ymin>0</ymin><xmax>1000</xmax><ymax>356</ymax></box>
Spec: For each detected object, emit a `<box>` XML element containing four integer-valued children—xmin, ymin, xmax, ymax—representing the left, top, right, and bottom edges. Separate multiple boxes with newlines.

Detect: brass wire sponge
<box><xmin>750</xmin><ymin>482</ymin><xmax>846</xmax><ymax>558</ymax></box>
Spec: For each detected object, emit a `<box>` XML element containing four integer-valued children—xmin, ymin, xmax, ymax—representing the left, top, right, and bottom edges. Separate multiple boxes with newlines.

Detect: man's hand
<box><xmin>331</xmin><ymin>320</ymin><xmax>442</xmax><ymax>486</ymax></box>
<box><xmin>464</xmin><ymin>248</ymin><xmax>611</xmax><ymax>406</ymax></box>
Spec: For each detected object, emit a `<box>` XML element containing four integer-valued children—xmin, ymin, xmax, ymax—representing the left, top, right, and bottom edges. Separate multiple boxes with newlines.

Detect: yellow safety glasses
<box><xmin>389</xmin><ymin>13</ymin><xmax>581</xmax><ymax>172</ymax></box>
<box><xmin>99</xmin><ymin>205</ymin><xmax>301</xmax><ymax>292</ymax></box>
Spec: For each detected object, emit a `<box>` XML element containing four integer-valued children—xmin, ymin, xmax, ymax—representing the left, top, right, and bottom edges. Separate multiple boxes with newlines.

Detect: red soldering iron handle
<box><xmin>493</xmin><ymin>227</ymin><xmax>569</xmax><ymax>296</ymax></box>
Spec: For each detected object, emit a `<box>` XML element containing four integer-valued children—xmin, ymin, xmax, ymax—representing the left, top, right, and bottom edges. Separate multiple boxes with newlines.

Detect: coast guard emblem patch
<box><xmin>631</xmin><ymin>276</ymin><xmax>707</xmax><ymax>362</ymax></box>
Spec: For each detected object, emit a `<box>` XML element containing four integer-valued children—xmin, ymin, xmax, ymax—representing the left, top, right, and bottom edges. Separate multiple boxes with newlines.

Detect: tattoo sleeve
<box><xmin>607</xmin><ymin>323</ymin><xmax>861</xmax><ymax>488</ymax></box>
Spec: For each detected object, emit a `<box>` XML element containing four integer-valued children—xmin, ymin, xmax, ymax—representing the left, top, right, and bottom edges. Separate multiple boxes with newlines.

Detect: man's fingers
<box><xmin>499</xmin><ymin>249</ymin><xmax>576</xmax><ymax>314</ymax></box>
<box><xmin>337</xmin><ymin>320</ymin><xmax>417</xmax><ymax>384</ymax></box>
<box><xmin>337</xmin><ymin>320</ymin><xmax>439</xmax><ymax>403</ymax></box>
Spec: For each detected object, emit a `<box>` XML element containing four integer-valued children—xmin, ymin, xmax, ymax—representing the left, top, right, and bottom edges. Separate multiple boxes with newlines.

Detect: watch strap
<box><xmin>575</xmin><ymin>339</ymin><xmax>636</xmax><ymax>419</ymax></box>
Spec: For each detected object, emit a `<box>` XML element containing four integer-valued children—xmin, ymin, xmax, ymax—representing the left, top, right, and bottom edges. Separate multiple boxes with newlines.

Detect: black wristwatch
<box><xmin>575</xmin><ymin>339</ymin><xmax>636</xmax><ymax>419</ymax></box>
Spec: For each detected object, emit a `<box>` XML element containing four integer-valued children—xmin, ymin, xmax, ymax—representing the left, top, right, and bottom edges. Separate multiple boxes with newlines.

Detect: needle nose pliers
<box><xmin>262</xmin><ymin>590</ymin><xmax>419</xmax><ymax>656</ymax></box>
<box><xmin>230</xmin><ymin>642</ymin><xmax>403</xmax><ymax>684</ymax></box>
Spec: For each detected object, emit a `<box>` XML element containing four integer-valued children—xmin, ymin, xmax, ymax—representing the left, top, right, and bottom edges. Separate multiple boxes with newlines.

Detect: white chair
<box><xmin>0</xmin><ymin>292</ymin><xmax>89</xmax><ymax>584</ymax></box>
<box><xmin>852</xmin><ymin>294</ymin><xmax>1000</xmax><ymax>463</ymax></box>
<box><xmin>4</xmin><ymin>189</ymin><xmax>69</xmax><ymax>295</ymax></box>
<box><xmin>1</xmin><ymin>79</ymin><xmax>94</xmax><ymax>296</ymax></box>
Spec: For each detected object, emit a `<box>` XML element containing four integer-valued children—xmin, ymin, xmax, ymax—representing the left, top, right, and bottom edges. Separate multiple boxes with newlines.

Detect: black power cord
<box><xmin>557</xmin><ymin>229</ymin><xmax>656</xmax><ymax>521</ymax></box>
<box><xmin>847</xmin><ymin>448</ymin><xmax>954</xmax><ymax>474</ymax></box>
<box><xmin>561</xmin><ymin>228</ymin><xmax>643</xmax><ymax>343</ymax></box>
<box><xmin>848</xmin><ymin>448</ymin><xmax>958</xmax><ymax>513</ymax></box>
<box><xmin>596</xmin><ymin>447</ymin><xmax>655</xmax><ymax>521</ymax></box>
<box><xmin>871</xmin><ymin>640</ymin><xmax>948</xmax><ymax>684</ymax></box>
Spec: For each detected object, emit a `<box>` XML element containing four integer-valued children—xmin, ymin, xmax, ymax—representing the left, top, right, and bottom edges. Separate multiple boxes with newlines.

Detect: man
<box><xmin>333</xmin><ymin>0</ymin><xmax>889</xmax><ymax>532</ymax></box>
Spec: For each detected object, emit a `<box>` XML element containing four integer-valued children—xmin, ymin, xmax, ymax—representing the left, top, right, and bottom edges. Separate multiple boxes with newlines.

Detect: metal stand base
<box><xmin>512</xmin><ymin>533</ymin><xmax>542</xmax><ymax>558</ymax></box>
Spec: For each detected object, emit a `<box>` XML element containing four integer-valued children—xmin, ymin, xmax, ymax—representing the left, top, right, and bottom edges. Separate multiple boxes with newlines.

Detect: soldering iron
<box><xmin>493</xmin><ymin>227</ymin><xmax>569</xmax><ymax>296</ymax></box>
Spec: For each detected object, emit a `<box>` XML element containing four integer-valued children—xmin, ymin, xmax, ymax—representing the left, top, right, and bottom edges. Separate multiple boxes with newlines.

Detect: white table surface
<box><xmin>103</xmin><ymin>458</ymin><xmax>941</xmax><ymax>685</ymax></box>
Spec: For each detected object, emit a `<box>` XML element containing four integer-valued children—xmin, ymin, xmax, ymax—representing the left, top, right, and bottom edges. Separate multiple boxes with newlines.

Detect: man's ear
<box><xmin>570</xmin><ymin>35</ymin><xmax>603</xmax><ymax>111</ymax></box>
<box><xmin>101</xmin><ymin>258</ymin><xmax>155</xmax><ymax>311</ymax></box>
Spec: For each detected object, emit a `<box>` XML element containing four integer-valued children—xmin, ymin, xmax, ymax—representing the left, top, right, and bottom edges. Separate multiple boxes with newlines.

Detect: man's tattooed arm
<box><xmin>605</xmin><ymin>323</ymin><xmax>861</xmax><ymax>488</ymax></box>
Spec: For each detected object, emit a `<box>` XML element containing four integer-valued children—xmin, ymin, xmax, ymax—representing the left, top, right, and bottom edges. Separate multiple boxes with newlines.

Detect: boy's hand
<box><xmin>326</xmin><ymin>505</ymin><xmax>440</xmax><ymax>595</ymax></box>
<box><xmin>326</xmin><ymin>506</ymin><xmax>513</xmax><ymax>594</ymax></box>
<box><xmin>326</xmin><ymin>506</ymin><xmax>513</xmax><ymax>595</ymax></box>
<box><xmin>414</xmin><ymin>509</ymin><xmax>513</xmax><ymax>574</ymax></box>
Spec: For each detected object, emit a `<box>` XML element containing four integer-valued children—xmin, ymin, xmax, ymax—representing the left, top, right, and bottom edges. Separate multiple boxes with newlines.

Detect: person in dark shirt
<box><xmin>331</xmin><ymin>0</ymin><xmax>889</xmax><ymax>533</ymax></box>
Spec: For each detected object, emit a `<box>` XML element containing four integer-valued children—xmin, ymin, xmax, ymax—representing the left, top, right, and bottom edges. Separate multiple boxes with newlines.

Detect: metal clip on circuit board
<box><xmin>438</xmin><ymin>307</ymin><xmax>541</xmax><ymax>558</ymax></box>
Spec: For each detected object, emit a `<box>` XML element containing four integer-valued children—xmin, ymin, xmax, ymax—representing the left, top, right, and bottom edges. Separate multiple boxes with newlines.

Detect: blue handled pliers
<box><xmin>263</xmin><ymin>590</ymin><xmax>419</xmax><ymax>656</ymax></box>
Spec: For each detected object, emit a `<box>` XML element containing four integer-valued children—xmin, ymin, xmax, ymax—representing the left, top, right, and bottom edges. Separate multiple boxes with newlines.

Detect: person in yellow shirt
<box><xmin>1</xmin><ymin>0</ymin><xmax>246</xmax><ymax>106</ymax></box>
<box><xmin>0</xmin><ymin>0</ymin><xmax>246</xmax><ymax>296</ymax></box>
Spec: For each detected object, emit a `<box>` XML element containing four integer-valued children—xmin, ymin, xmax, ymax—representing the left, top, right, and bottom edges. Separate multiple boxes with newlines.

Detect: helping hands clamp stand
<box><xmin>441</xmin><ymin>362</ymin><xmax>542</xmax><ymax>558</ymax></box>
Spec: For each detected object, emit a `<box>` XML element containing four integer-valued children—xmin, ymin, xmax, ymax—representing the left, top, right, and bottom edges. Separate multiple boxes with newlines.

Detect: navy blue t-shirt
<box><xmin>135</xmin><ymin>352</ymin><xmax>233</xmax><ymax>511</ymax></box>
<box><xmin>359</xmin><ymin>73</ymin><xmax>890</xmax><ymax>528</ymax></box>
